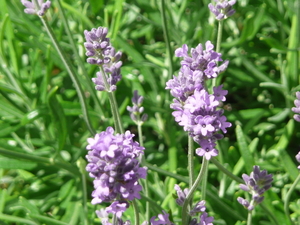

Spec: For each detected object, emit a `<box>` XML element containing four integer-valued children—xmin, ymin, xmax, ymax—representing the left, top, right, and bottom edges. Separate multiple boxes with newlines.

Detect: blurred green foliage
<box><xmin>0</xmin><ymin>0</ymin><xmax>299</xmax><ymax>224</ymax></box>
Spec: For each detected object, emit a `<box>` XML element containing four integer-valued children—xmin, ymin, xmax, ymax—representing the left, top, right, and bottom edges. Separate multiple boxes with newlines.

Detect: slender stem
<box><xmin>40</xmin><ymin>18</ymin><xmax>95</xmax><ymax>135</ymax></box>
<box><xmin>246</xmin><ymin>210</ymin><xmax>252</xmax><ymax>225</ymax></box>
<box><xmin>188</xmin><ymin>136</ymin><xmax>195</xmax><ymax>188</ymax></box>
<box><xmin>201</xmin><ymin>161</ymin><xmax>208</xmax><ymax>200</ymax></box>
<box><xmin>98</xmin><ymin>67</ymin><xmax>124</xmax><ymax>134</ymax></box>
<box><xmin>137</xmin><ymin>123</ymin><xmax>150</xmax><ymax>222</ymax></box>
<box><xmin>56</xmin><ymin>0</ymin><xmax>104</xmax><ymax>115</ymax></box>
<box><xmin>132</xmin><ymin>200</ymin><xmax>140</xmax><ymax>225</ymax></box>
<box><xmin>211</xmin><ymin>157</ymin><xmax>243</xmax><ymax>183</ymax></box>
<box><xmin>212</xmin><ymin>20</ymin><xmax>224</xmax><ymax>89</ymax></box>
<box><xmin>284</xmin><ymin>173</ymin><xmax>300</xmax><ymax>223</ymax></box>
<box><xmin>182</xmin><ymin>158</ymin><xmax>209</xmax><ymax>225</ymax></box>
<box><xmin>81</xmin><ymin>175</ymin><xmax>88</xmax><ymax>225</ymax></box>
<box><xmin>160</xmin><ymin>0</ymin><xmax>174</xmax><ymax>82</ymax></box>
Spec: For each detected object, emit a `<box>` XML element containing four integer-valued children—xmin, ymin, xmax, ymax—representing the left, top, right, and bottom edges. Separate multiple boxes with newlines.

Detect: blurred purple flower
<box><xmin>21</xmin><ymin>0</ymin><xmax>51</xmax><ymax>16</ymax></box>
<box><xmin>84</xmin><ymin>27</ymin><xmax>122</xmax><ymax>92</ymax></box>
<box><xmin>238</xmin><ymin>165</ymin><xmax>273</xmax><ymax>210</ymax></box>
<box><xmin>292</xmin><ymin>91</ymin><xmax>300</xmax><ymax>122</ymax></box>
<box><xmin>208</xmin><ymin>0</ymin><xmax>236</xmax><ymax>20</ymax></box>
<box><xmin>295</xmin><ymin>151</ymin><xmax>300</xmax><ymax>169</ymax></box>
<box><xmin>150</xmin><ymin>211</ymin><xmax>175</xmax><ymax>225</ymax></box>
<box><xmin>86</xmin><ymin>127</ymin><xmax>147</xmax><ymax>217</ymax></box>
<box><xmin>127</xmin><ymin>90</ymin><xmax>148</xmax><ymax>124</ymax></box>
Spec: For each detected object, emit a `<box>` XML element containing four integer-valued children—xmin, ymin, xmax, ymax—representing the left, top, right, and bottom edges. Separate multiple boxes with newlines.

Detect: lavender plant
<box><xmin>1</xmin><ymin>0</ymin><xmax>300</xmax><ymax>224</ymax></box>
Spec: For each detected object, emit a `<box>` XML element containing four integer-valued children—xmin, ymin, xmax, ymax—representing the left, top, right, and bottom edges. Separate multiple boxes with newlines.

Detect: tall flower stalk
<box><xmin>83</xmin><ymin>26</ymin><xmax>124</xmax><ymax>134</ymax></box>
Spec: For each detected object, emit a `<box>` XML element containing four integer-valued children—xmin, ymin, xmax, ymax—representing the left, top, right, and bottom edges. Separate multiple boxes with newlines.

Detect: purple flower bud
<box><xmin>295</xmin><ymin>151</ymin><xmax>300</xmax><ymax>169</ymax></box>
<box><xmin>174</xmin><ymin>184</ymin><xmax>189</xmax><ymax>206</ymax></box>
<box><xmin>21</xmin><ymin>0</ymin><xmax>51</xmax><ymax>16</ymax></box>
<box><xmin>238</xmin><ymin>166</ymin><xmax>273</xmax><ymax>210</ymax></box>
<box><xmin>292</xmin><ymin>91</ymin><xmax>300</xmax><ymax>122</ymax></box>
<box><xmin>84</xmin><ymin>27</ymin><xmax>122</xmax><ymax>92</ymax></box>
<box><xmin>208</xmin><ymin>0</ymin><xmax>236</xmax><ymax>20</ymax></box>
<box><xmin>190</xmin><ymin>200</ymin><xmax>206</xmax><ymax>216</ymax></box>
<box><xmin>150</xmin><ymin>211</ymin><xmax>175</xmax><ymax>225</ymax></box>
<box><xmin>127</xmin><ymin>90</ymin><xmax>148</xmax><ymax>124</ymax></box>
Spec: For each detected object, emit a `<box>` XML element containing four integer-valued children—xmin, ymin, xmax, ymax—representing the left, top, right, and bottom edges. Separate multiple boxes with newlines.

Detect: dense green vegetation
<box><xmin>0</xmin><ymin>0</ymin><xmax>299</xmax><ymax>224</ymax></box>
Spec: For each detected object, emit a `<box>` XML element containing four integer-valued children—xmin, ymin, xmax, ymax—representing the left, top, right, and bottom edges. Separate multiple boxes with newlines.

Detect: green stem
<box><xmin>40</xmin><ymin>17</ymin><xmax>95</xmax><ymax>135</ymax></box>
<box><xmin>160</xmin><ymin>0</ymin><xmax>174</xmax><ymax>82</ymax></box>
<box><xmin>188</xmin><ymin>136</ymin><xmax>195</xmax><ymax>188</ymax></box>
<box><xmin>79</xmin><ymin>167</ymin><xmax>88</xmax><ymax>225</ymax></box>
<box><xmin>182</xmin><ymin>158</ymin><xmax>209</xmax><ymax>225</ymax></box>
<box><xmin>0</xmin><ymin>147</ymin><xmax>80</xmax><ymax>177</ymax></box>
<box><xmin>56</xmin><ymin>0</ymin><xmax>104</xmax><ymax>116</ymax></box>
<box><xmin>138</xmin><ymin>123</ymin><xmax>150</xmax><ymax>222</ymax></box>
<box><xmin>284</xmin><ymin>173</ymin><xmax>300</xmax><ymax>223</ymax></box>
<box><xmin>246</xmin><ymin>209</ymin><xmax>252</xmax><ymax>225</ymax></box>
<box><xmin>132</xmin><ymin>200</ymin><xmax>140</xmax><ymax>225</ymax></box>
<box><xmin>98</xmin><ymin>67</ymin><xmax>124</xmax><ymax>134</ymax></box>
<box><xmin>211</xmin><ymin>157</ymin><xmax>244</xmax><ymax>183</ymax></box>
<box><xmin>212</xmin><ymin>20</ymin><xmax>224</xmax><ymax>89</ymax></box>
<box><xmin>201</xmin><ymin>161</ymin><xmax>208</xmax><ymax>200</ymax></box>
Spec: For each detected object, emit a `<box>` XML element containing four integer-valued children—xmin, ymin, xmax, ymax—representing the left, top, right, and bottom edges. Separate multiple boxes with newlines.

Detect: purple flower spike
<box><xmin>86</xmin><ymin>127</ymin><xmax>147</xmax><ymax>216</ymax></box>
<box><xmin>174</xmin><ymin>184</ymin><xmax>189</xmax><ymax>206</ymax></box>
<box><xmin>208</xmin><ymin>0</ymin><xmax>236</xmax><ymax>20</ymax></box>
<box><xmin>238</xmin><ymin>165</ymin><xmax>273</xmax><ymax>210</ymax></box>
<box><xmin>166</xmin><ymin>41</ymin><xmax>231</xmax><ymax>160</ymax></box>
<box><xmin>292</xmin><ymin>91</ymin><xmax>300</xmax><ymax>122</ymax></box>
<box><xmin>84</xmin><ymin>27</ymin><xmax>122</xmax><ymax>92</ymax></box>
<box><xmin>21</xmin><ymin>0</ymin><xmax>51</xmax><ymax>16</ymax></box>
<box><xmin>127</xmin><ymin>90</ymin><xmax>148</xmax><ymax>124</ymax></box>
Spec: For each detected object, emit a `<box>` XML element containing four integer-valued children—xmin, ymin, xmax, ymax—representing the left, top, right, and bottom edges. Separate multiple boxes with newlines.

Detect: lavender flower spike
<box><xmin>208</xmin><ymin>0</ymin><xmax>236</xmax><ymax>20</ymax></box>
<box><xmin>21</xmin><ymin>0</ymin><xmax>51</xmax><ymax>16</ymax></box>
<box><xmin>238</xmin><ymin>165</ymin><xmax>273</xmax><ymax>210</ymax></box>
<box><xmin>86</xmin><ymin>127</ymin><xmax>147</xmax><ymax>217</ymax></box>
<box><xmin>127</xmin><ymin>90</ymin><xmax>148</xmax><ymax>124</ymax></box>
<box><xmin>84</xmin><ymin>27</ymin><xmax>122</xmax><ymax>92</ymax></box>
<box><xmin>292</xmin><ymin>91</ymin><xmax>300</xmax><ymax>122</ymax></box>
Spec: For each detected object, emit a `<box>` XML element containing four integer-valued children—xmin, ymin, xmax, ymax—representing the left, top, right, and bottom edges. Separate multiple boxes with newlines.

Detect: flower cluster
<box><xmin>86</xmin><ymin>127</ymin><xmax>147</xmax><ymax>217</ymax></box>
<box><xmin>84</xmin><ymin>27</ymin><xmax>122</xmax><ymax>92</ymax></box>
<box><xmin>292</xmin><ymin>91</ymin><xmax>300</xmax><ymax>122</ymax></box>
<box><xmin>21</xmin><ymin>0</ymin><xmax>51</xmax><ymax>16</ymax></box>
<box><xmin>208</xmin><ymin>0</ymin><xmax>236</xmax><ymax>20</ymax></box>
<box><xmin>166</xmin><ymin>41</ymin><xmax>231</xmax><ymax>160</ymax></box>
<box><xmin>237</xmin><ymin>166</ymin><xmax>273</xmax><ymax>211</ymax></box>
<box><xmin>174</xmin><ymin>185</ymin><xmax>214</xmax><ymax>224</ymax></box>
<box><xmin>127</xmin><ymin>90</ymin><xmax>148</xmax><ymax>124</ymax></box>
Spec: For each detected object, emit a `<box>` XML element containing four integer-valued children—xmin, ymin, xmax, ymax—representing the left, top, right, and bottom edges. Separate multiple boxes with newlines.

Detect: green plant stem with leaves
<box><xmin>98</xmin><ymin>66</ymin><xmax>124</xmax><ymax>134</ymax></box>
<box><xmin>55</xmin><ymin>0</ymin><xmax>104</xmax><ymax>116</ymax></box>
<box><xmin>182</xmin><ymin>158</ymin><xmax>209</xmax><ymax>225</ymax></box>
<box><xmin>284</xmin><ymin>173</ymin><xmax>300</xmax><ymax>223</ymax></box>
<box><xmin>39</xmin><ymin>16</ymin><xmax>96</xmax><ymax>136</ymax></box>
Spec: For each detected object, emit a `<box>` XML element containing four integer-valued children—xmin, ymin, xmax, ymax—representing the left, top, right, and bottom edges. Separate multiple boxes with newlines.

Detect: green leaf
<box><xmin>235</xmin><ymin>125</ymin><xmax>255</xmax><ymax>174</ymax></box>
<box><xmin>47</xmin><ymin>87</ymin><xmax>68</xmax><ymax>150</ymax></box>
<box><xmin>19</xmin><ymin>196</ymin><xmax>40</xmax><ymax>214</ymax></box>
<box><xmin>0</xmin><ymin>157</ymin><xmax>37</xmax><ymax>169</ymax></box>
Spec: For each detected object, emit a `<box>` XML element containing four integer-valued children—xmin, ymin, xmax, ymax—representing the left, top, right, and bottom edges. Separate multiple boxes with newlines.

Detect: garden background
<box><xmin>0</xmin><ymin>0</ymin><xmax>300</xmax><ymax>224</ymax></box>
